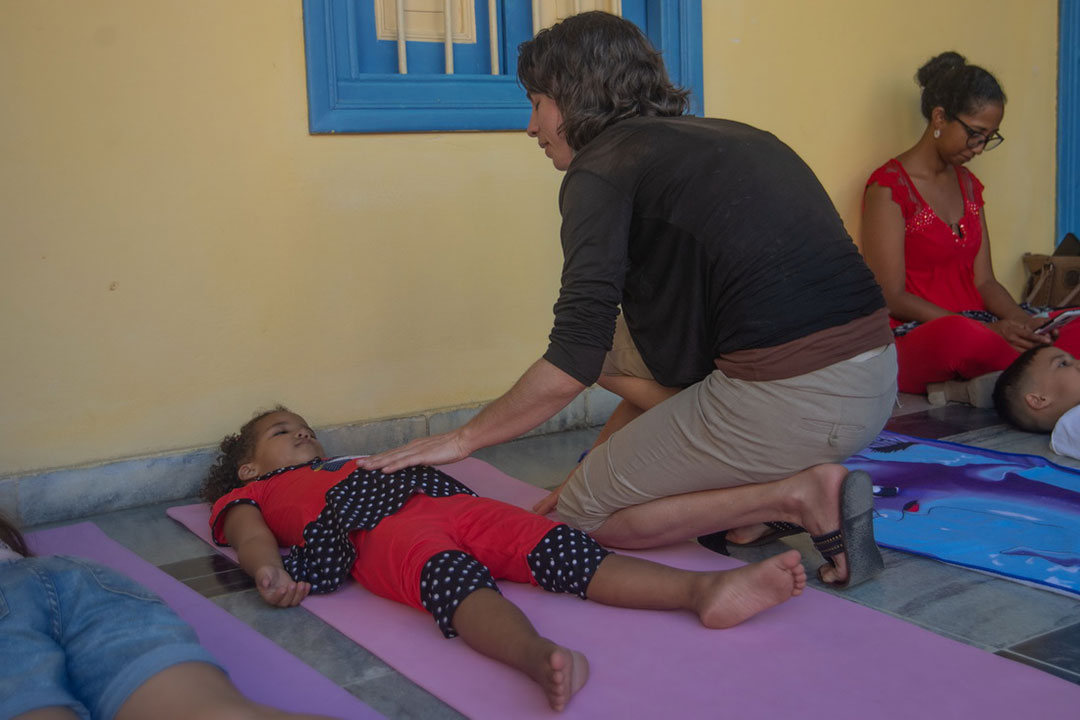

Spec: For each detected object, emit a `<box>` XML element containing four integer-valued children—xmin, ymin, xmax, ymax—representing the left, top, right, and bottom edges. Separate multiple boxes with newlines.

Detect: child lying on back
<box><xmin>203</xmin><ymin>407</ymin><xmax>808</xmax><ymax>712</ymax></box>
<box><xmin>993</xmin><ymin>346</ymin><xmax>1080</xmax><ymax>459</ymax></box>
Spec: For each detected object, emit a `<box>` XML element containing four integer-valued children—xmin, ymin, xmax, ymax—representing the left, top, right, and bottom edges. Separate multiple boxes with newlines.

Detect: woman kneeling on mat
<box><xmin>204</xmin><ymin>408</ymin><xmax>807</xmax><ymax>713</ymax></box>
<box><xmin>360</xmin><ymin>12</ymin><xmax>895</xmax><ymax>589</ymax></box>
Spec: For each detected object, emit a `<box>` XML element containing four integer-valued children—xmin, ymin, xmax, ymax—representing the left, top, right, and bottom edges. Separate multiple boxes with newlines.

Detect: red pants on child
<box><xmin>349</xmin><ymin>493</ymin><xmax>563</xmax><ymax>611</ymax></box>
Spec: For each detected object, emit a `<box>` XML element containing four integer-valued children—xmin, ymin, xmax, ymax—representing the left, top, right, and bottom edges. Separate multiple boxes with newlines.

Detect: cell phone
<box><xmin>1035</xmin><ymin>308</ymin><xmax>1080</xmax><ymax>335</ymax></box>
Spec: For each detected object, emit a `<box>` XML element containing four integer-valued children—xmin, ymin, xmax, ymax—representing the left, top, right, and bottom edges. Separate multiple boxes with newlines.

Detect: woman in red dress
<box><xmin>861</xmin><ymin>51</ymin><xmax>1080</xmax><ymax>405</ymax></box>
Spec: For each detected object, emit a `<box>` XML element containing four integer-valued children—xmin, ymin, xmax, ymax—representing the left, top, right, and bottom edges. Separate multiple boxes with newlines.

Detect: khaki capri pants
<box><xmin>557</xmin><ymin>317</ymin><xmax>898</xmax><ymax>532</ymax></box>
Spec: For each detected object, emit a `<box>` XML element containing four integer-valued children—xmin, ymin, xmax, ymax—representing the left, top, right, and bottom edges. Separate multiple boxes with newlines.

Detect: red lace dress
<box><xmin>865</xmin><ymin>160</ymin><xmax>1015</xmax><ymax>392</ymax></box>
<box><xmin>868</xmin><ymin>159</ymin><xmax>1080</xmax><ymax>393</ymax></box>
<box><xmin>868</xmin><ymin>159</ymin><xmax>987</xmax><ymax>327</ymax></box>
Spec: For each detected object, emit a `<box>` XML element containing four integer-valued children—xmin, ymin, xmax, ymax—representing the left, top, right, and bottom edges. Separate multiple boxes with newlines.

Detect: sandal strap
<box><xmin>765</xmin><ymin>521</ymin><xmax>804</xmax><ymax>533</ymax></box>
<box><xmin>811</xmin><ymin>529</ymin><xmax>844</xmax><ymax>559</ymax></box>
<box><xmin>696</xmin><ymin>530</ymin><xmax>729</xmax><ymax>555</ymax></box>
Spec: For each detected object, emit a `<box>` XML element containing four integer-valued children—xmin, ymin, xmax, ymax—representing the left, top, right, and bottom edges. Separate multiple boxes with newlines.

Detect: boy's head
<box><xmin>993</xmin><ymin>346</ymin><xmax>1080</xmax><ymax>432</ymax></box>
<box><xmin>201</xmin><ymin>407</ymin><xmax>325</xmax><ymax>502</ymax></box>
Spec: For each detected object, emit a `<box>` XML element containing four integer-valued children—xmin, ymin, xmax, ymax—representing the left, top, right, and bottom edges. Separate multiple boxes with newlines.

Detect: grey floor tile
<box><xmin>212</xmin><ymin>590</ymin><xmax>399</xmax><ymax>689</ymax></box>
<box><xmin>472</xmin><ymin>427</ymin><xmax>601</xmax><ymax>490</ymax></box>
<box><xmin>29</xmin><ymin>498</ymin><xmax>214</xmax><ymax>566</ymax></box>
<box><xmin>158</xmin><ymin>553</ymin><xmax>243</xmax><ymax>582</ymax></box>
<box><xmin>1003</xmin><ymin>621</ymin><xmax>1080</xmax><ymax>684</ymax></box>
<box><xmin>723</xmin><ymin>534</ymin><xmax>1080</xmax><ymax>651</ymax></box>
<box><xmin>183</xmin><ymin>569</ymin><xmax>255</xmax><ymax>597</ymax></box>
<box><xmin>827</xmin><ymin>551</ymin><xmax>1080</xmax><ymax>649</ymax></box>
<box><xmin>886</xmin><ymin>405</ymin><xmax>1004</xmax><ymax>439</ymax></box>
<box><xmin>893</xmin><ymin>392</ymin><xmax>933</xmax><ymax>416</ymax></box>
<box><xmin>997</xmin><ymin>650</ymin><xmax>1080</xmax><ymax>685</ymax></box>
<box><xmin>342</xmin><ymin>672</ymin><xmax>466</xmax><ymax>720</ymax></box>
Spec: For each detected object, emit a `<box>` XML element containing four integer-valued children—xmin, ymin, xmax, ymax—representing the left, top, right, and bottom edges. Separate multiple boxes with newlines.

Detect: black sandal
<box><xmin>812</xmin><ymin>470</ymin><xmax>884</xmax><ymax>588</ymax></box>
<box><xmin>697</xmin><ymin>521</ymin><xmax>806</xmax><ymax>555</ymax></box>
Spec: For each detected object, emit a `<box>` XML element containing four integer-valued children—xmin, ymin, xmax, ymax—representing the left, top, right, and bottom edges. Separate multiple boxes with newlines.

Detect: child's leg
<box><xmin>585</xmin><ymin>551</ymin><xmax>807</xmax><ymax>629</ymax></box>
<box><xmin>350</xmin><ymin>496</ymin><xmax>591</xmax><ymax>711</ymax></box>
<box><xmin>443</xmin><ymin>498</ymin><xmax>806</xmax><ymax>628</ymax></box>
<box><xmin>451</xmin><ymin>588</ymin><xmax>588</xmax><ymax>713</ymax></box>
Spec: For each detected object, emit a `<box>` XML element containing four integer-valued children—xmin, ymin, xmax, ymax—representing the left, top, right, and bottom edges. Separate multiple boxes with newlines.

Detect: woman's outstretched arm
<box><xmin>360</xmin><ymin>358</ymin><xmax>586</xmax><ymax>473</ymax></box>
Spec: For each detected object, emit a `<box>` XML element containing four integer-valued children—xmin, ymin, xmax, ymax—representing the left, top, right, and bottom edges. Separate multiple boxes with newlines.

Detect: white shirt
<box><xmin>1050</xmin><ymin>404</ymin><xmax>1080</xmax><ymax>460</ymax></box>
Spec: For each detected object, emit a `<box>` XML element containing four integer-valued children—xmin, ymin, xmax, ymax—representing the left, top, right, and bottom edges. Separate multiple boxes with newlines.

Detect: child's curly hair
<box><xmin>201</xmin><ymin>406</ymin><xmax>289</xmax><ymax>503</ymax></box>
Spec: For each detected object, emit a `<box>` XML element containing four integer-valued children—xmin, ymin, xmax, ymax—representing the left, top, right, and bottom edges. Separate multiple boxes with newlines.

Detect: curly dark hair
<box><xmin>993</xmin><ymin>346</ymin><xmax>1050</xmax><ymax>432</ymax></box>
<box><xmin>0</xmin><ymin>512</ymin><xmax>29</xmax><ymax>557</ymax></box>
<box><xmin>517</xmin><ymin>11</ymin><xmax>690</xmax><ymax>152</ymax></box>
<box><xmin>916</xmin><ymin>51</ymin><xmax>1005</xmax><ymax>120</ymax></box>
<box><xmin>201</xmin><ymin>406</ymin><xmax>289</xmax><ymax>503</ymax></box>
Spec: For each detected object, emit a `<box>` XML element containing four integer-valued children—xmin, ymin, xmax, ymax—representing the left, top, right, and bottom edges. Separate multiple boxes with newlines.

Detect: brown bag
<box><xmin>1023</xmin><ymin>234</ymin><xmax>1080</xmax><ymax>307</ymax></box>
<box><xmin>1023</xmin><ymin>253</ymin><xmax>1080</xmax><ymax>308</ymax></box>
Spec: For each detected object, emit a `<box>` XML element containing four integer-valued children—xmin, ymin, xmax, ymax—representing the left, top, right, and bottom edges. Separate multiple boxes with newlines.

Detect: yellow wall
<box><xmin>0</xmin><ymin>1</ymin><xmax>1059</xmax><ymax>474</ymax></box>
<box><xmin>703</xmin><ymin>0</ymin><xmax>1058</xmax><ymax>280</ymax></box>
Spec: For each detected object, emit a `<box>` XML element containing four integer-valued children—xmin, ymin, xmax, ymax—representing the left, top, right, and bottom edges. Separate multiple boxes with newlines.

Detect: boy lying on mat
<box><xmin>204</xmin><ymin>407</ymin><xmax>807</xmax><ymax>712</ymax></box>
<box><xmin>994</xmin><ymin>346</ymin><xmax>1080</xmax><ymax>459</ymax></box>
<box><xmin>0</xmin><ymin>514</ymin><xmax>331</xmax><ymax>720</ymax></box>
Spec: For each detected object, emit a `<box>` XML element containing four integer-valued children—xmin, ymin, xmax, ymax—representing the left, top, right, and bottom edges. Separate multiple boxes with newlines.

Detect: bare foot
<box><xmin>786</xmin><ymin>463</ymin><xmax>849</xmax><ymax>584</ymax></box>
<box><xmin>695</xmin><ymin>549</ymin><xmax>807</xmax><ymax>629</ymax></box>
<box><xmin>534</xmin><ymin>645</ymin><xmax>589</xmax><ymax>712</ymax></box>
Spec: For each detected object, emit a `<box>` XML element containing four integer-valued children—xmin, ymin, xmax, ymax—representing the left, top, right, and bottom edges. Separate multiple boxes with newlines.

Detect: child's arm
<box><xmin>222</xmin><ymin>503</ymin><xmax>311</xmax><ymax>608</ymax></box>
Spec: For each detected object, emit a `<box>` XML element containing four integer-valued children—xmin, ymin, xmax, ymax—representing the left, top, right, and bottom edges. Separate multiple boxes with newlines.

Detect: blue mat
<box><xmin>848</xmin><ymin>432</ymin><xmax>1080</xmax><ymax>595</ymax></box>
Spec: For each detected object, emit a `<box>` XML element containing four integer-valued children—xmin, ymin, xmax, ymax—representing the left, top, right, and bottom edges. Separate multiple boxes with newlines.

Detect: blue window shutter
<box><xmin>303</xmin><ymin>0</ymin><xmax>704</xmax><ymax>134</ymax></box>
<box><xmin>1059</xmin><ymin>0</ymin><xmax>1080</xmax><ymax>240</ymax></box>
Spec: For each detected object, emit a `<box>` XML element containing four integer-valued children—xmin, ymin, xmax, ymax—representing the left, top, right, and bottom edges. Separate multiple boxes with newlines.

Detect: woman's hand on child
<box><xmin>255</xmin><ymin>565</ymin><xmax>311</xmax><ymax>607</ymax></box>
<box><xmin>988</xmin><ymin>318</ymin><xmax>1052</xmax><ymax>351</ymax></box>
<box><xmin>358</xmin><ymin>430</ymin><xmax>470</xmax><ymax>473</ymax></box>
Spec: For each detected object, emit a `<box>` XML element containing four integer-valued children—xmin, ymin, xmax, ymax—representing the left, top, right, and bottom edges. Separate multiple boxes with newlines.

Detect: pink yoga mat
<box><xmin>169</xmin><ymin>458</ymin><xmax>1080</xmax><ymax>719</ymax></box>
<box><xmin>28</xmin><ymin>523</ymin><xmax>380</xmax><ymax>720</ymax></box>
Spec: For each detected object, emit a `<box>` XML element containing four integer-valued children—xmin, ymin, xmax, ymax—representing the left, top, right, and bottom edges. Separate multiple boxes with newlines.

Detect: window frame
<box><xmin>302</xmin><ymin>0</ymin><xmax>703</xmax><ymax>134</ymax></box>
<box><xmin>1059</xmin><ymin>0</ymin><xmax>1080</xmax><ymax>240</ymax></box>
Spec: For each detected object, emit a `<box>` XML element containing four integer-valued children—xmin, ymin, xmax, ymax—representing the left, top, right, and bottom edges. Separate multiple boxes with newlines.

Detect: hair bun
<box><xmin>916</xmin><ymin>51</ymin><xmax>967</xmax><ymax>89</ymax></box>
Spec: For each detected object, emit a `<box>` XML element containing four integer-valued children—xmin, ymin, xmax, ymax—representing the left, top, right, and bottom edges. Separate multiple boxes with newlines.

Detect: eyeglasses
<box><xmin>955</xmin><ymin>117</ymin><xmax>1004</xmax><ymax>151</ymax></box>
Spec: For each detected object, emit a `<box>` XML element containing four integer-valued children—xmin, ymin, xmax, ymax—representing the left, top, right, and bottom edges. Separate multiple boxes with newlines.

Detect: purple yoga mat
<box><xmin>169</xmin><ymin>458</ymin><xmax>1080</xmax><ymax>719</ymax></box>
<box><xmin>28</xmin><ymin>523</ymin><xmax>380</xmax><ymax>720</ymax></box>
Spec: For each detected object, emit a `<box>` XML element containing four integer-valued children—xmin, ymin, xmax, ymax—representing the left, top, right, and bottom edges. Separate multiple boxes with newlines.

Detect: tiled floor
<box><xmin>27</xmin><ymin>397</ymin><xmax>1080</xmax><ymax>717</ymax></box>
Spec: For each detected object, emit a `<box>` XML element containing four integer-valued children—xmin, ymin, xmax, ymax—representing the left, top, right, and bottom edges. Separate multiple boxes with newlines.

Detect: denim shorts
<box><xmin>0</xmin><ymin>555</ymin><xmax>222</xmax><ymax>719</ymax></box>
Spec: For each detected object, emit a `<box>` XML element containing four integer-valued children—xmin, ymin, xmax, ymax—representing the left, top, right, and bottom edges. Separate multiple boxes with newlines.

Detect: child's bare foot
<box><xmin>535</xmin><ymin>645</ymin><xmax>589</xmax><ymax>712</ymax></box>
<box><xmin>696</xmin><ymin>549</ymin><xmax>806</xmax><ymax>628</ymax></box>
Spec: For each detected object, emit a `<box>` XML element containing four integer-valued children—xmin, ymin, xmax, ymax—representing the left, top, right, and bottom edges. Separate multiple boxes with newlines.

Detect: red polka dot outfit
<box><xmin>210</xmin><ymin>457</ymin><xmax>609</xmax><ymax>637</ymax></box>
